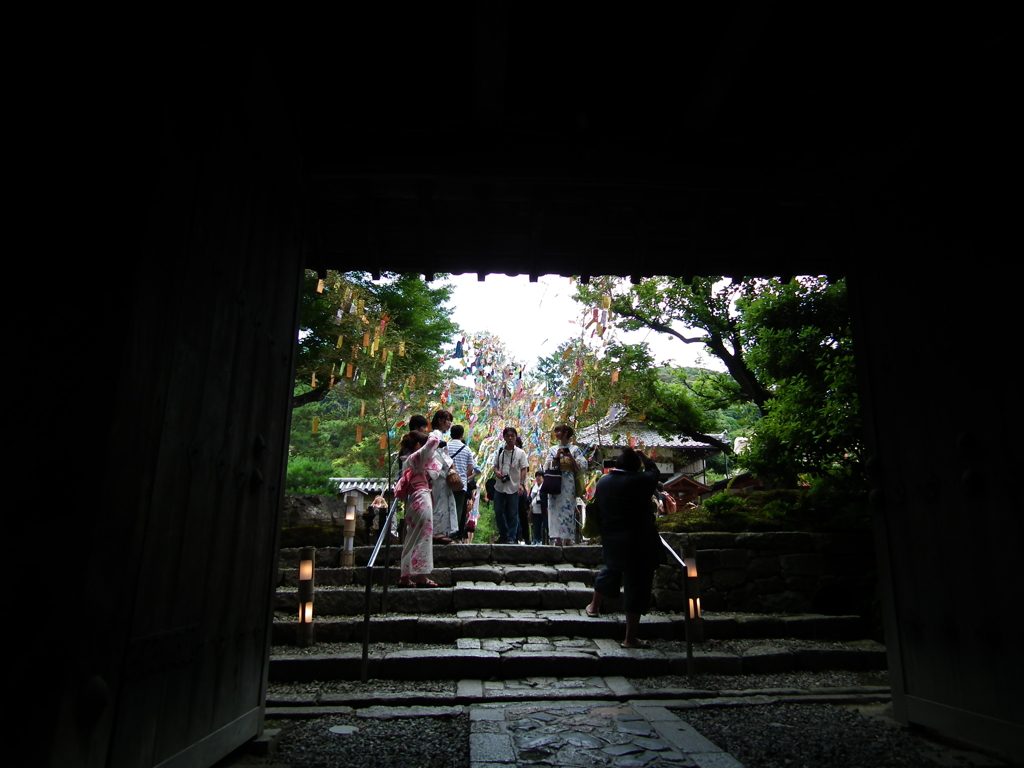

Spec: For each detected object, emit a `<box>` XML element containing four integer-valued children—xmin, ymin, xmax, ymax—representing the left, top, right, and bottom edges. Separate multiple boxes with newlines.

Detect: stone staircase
<box><xmin>270</xmin><ymin>543</ymin><xmax>886</xmax><ymax>684</ymax></box>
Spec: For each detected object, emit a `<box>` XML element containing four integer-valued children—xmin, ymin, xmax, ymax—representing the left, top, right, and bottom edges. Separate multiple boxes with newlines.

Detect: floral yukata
<box><xmin>546</xmin><ymin>443</ymin><xmax>587</xmax><ymax>543</ymax></box>
<box><xmin>400</xmin><ymin>435</ymin><xmax>441</xmax><ymax>579</ymax></box>
<box><xmin>429</xmin><ymin>429</ymin><xmax>458</xmax><ymax>537</ymax></box>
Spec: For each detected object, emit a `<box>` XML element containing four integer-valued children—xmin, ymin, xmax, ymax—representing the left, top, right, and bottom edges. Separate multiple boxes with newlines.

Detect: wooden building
<box><xmin>577</xmin><ymin>404</ymin><xmax>725</xmax><ymax>484</ymax></box>
<box><xmin>37</xmin><ymin>8</ymin><xmax>1021</xmax><ymax>766</ymax></box>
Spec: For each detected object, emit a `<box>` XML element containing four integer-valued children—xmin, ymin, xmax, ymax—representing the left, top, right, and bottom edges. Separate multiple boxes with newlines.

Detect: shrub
<box><xmin>285</xmin><ymin>457</ymin><xmax>335</xmax><ymax>495</ymax></box>
<box><xmin>702</xmin><ymin>492</ymin><xmax>745</xmax><ymax>517</ymax></box>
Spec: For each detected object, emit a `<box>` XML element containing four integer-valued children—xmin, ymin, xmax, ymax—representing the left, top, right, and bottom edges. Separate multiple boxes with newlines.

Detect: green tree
<box><xmin>572</xmin><ymin>275</ymin><xmax>860</xmax><ymax>488</ymax></box>
<box><xmin>294</xmin><ymin>271</ymin><xmax>458</xmax><ymax>408</ymax></box>
<box><xmin>738</xmin><ymin>277</ymin><xmax>861</xmax><ymax>488</ymax></box>
<box><xmin>288</xmin><ymin>270</ymin><xmax>460</xmax><ymax>484</ymax></box>
<box><xmin>574</xmin><ymin>276</ymin><xmax>773</xmax><ymax>414</ymax></box>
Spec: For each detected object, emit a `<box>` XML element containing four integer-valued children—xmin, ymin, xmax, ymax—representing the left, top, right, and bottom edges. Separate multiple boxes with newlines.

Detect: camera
<box><xmin>500</xmin><ymin>473</ymin><xmax>510</xmax><ymax>482</ymax></box>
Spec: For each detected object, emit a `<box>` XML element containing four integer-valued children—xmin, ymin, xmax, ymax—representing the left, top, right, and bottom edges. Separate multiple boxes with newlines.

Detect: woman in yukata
<box><xmin>396</xmin><ymin>430</ymin><xmax>441</xmax><ymax>588</ymax></box>
<box><xmin>545</xmin><ymin>424</ymin><xmax>587</xmax><ymax>546</ymax></box>
<box><xmin>427</xmin><ymin>409</ymin><xmax>458</xmax><ymax>543</ymax></box>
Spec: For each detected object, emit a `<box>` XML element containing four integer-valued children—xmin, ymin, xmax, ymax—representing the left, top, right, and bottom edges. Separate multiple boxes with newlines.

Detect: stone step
<box><xmin>278</xmin><ymin>543</ymin><xmax>605</xmax><ymax>570</ymax></box>
<box><xmin>278</xmin><ymin>563</ymin><xmax>599</xmax><ymax>588</ymax></box>
<box><xmin>276</xmin><ymin>581</ymin><xmax>600</xmax><ymax>615</ymax></box>
<box><xmin>268</xmin><ymin>638</ymin><xmax>888</xmax><ymax>682</ymax></box>
<box><xmin>271</xmin><ymin>609</ymin><xmax>866</xmax><ymax>645</ymax></box>
<box><xmin>265</xmin><ymin>682</ymin><xmax>893</xmax><ymax>711</ymax></box>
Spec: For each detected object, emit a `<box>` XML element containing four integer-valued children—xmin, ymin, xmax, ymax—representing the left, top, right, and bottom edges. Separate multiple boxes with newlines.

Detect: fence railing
<box><xmin>660</xmin><ymin>535</ymin><xmax>698</xmax><ymax>676</ymax></box>
<box><xmin>361</xmin><ymin>497</ymin><xmax>400</xmax><ymax>682</ymax></box>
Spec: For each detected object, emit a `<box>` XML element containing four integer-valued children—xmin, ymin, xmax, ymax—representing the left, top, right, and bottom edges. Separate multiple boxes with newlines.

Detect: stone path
<box><xmin>469</xmin><ymin>699</ymin><xmax>743</xmax><ymax>768</ymax></box>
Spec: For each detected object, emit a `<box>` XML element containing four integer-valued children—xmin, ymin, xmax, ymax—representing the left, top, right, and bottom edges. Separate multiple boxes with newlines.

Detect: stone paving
<box><xmin>468</xmin><ymin>699</ymin><xmax>743</xmax><ymax>768</ymax></box>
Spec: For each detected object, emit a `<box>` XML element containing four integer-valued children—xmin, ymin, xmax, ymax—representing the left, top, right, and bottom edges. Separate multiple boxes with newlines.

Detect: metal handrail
<box><xmin>361</xmin><ymin>497</ymin><xmax>400</xmax><ymax>682</ymax></box>
<box><xmin>660</xmin><ymin>535</ymin><xmax>695</xmax><ymax>677</ymax></box>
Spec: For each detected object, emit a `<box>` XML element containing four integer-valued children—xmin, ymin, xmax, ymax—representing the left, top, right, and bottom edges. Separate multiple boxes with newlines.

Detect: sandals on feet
<box><xmin>585</xmin><ymin>605</ymin><xmax>601</xmax><ymax>618</ymax></box>
<box><xmin>415</xmin><ymin>579</ymin><xmax>439</xmax><ymax>588</ymax></box>
<box><xmin>619</xmin><ymin>640</ymin><xmax>652</xmax><ymax>649</ymax></box>
<box><xmin>397</xmin><ymin>578</ymin><xmax>415</xmax><ymax>588</ymax></box>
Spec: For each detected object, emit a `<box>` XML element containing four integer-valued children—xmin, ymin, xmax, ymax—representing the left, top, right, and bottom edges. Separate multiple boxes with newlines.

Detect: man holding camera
<box><xmin>492</xmin><ymin>426</ymin><xmax>529</xmax><ymax>544</ymax></box>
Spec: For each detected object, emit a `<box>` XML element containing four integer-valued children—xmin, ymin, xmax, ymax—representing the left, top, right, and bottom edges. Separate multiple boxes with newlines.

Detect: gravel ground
<box><xmin>630</xmin><ymin>669</ymin><xmax>889</xmax><ymax>692</ymax></box>
<box><xmin>226</xmin><ymin>712</ymin><xmax>469</xmax><ymax>768</ymax></box>
<box><xmin>681</xmin><ymin>702</ymin><xmax>1006</xmax><ymax>768</ymax></box>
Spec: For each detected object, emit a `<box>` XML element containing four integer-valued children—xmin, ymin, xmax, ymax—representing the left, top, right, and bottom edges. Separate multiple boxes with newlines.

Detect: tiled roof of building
<box><xmin>576</xmin><ymin>404</ymin><xmax>725</xmax><ymax>451</ymax></box>
<box><xmin>330</xmin><ymin>477</ymin><xmax>392</xmax><ymax>495</ymax></box>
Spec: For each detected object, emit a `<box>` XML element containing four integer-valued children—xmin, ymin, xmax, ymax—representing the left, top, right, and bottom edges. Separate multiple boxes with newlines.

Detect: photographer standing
<box><xmin>492</xmin><ymin>426</ymin><xmax>529</xmax><ymax>544</ymax></box>
<box><xmin>585</xmin><ymin>448</ymin><xmax>665</xmax><ymax>647</ymax></box>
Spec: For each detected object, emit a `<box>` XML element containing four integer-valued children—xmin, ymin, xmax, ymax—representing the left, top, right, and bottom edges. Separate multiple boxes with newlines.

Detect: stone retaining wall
<box><xmin>656</xmin><ymin>532</ymin><xmax>877</xmax><ymax>619</ymax></box>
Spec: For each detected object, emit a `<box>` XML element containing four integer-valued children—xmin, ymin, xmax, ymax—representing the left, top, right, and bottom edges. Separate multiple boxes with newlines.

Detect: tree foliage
<box><xmin>533</xmin><ymin>339</ymin><xmax>729</xmax><ymax>451</ymax></box>
<box><xmin>295</xmin><ymin>270</ymin><xmax>458</xmax><ymax>408</ymax></box>
<box><xmin>738</xmin><ymin>278</ymin><xmax>861</xmax><ymax>489</ymax></box>
<box><xmin>571</xmin><ymin>275</ymin><xmax>861</xmax><ymax>489</ymax></box>
<box><xmin>288</xmin><ymin>271</ymin><xmax>459</xmax><ymax>484</ymax></box>
<box><xmin>574</xmin><ymin>276</ymin><xmax>773</xmax><ymax>414</ymax></box>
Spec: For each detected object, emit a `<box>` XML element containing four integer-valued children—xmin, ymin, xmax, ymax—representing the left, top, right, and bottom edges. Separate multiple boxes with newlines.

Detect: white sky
<box><xmin>439</xmin><ymin>273</ymin><xmax>726</xmax><ymax>373</ymax></box>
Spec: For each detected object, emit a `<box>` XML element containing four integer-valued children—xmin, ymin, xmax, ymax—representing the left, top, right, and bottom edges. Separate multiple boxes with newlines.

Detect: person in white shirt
<box><xmin>492</xmin><ymin>426</ymin><xmax>529</xmax><ymax>544</ymax></box>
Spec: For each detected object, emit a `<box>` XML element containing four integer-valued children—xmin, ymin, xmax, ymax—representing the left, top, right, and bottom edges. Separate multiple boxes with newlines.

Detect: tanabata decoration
<box><xmin>356</xmin><ymin>426</ymin><xmax>363</xmax><ymax>442</ymax></box>
<box><xmin>336</xmin><ymin>334</ymin><xmax>344</xmax><ymax>349</ymax></box>
<box><xmin>379</xmin><ymin>434</ymin><xmax>387</xmax><ymax>449</ymax></box>
<box><xmin>316</xmin><ymin>279</ymin><xmax>324</xmax><ymax>293</ymax></box>
<box><xmin>360</xmin><ymin>401</ymin><xmax>366</xmax><ymax>417</ymax></box>
<box><xmin>398</xmin><ymin>341</ymin><xmax>406</xmax><ymax>356</ymax></box>
<box><xmin>346</xmin><ymin>363</ymin><xmax>354</xmax><ymax>378</ymax></box>
<box><xmin>312</xmin><ymin>416</ymin><xmax>319</xmax><ymax>434</ymax></box>
<box><xmin>311</xmin><ymin>372</ymin><xmax>317</xmax><ymax>388</ymax></box>
<box><xmin>363</xmin><ymin>333</ymin><xmax>370</xmax><ymax>348</ymax></box>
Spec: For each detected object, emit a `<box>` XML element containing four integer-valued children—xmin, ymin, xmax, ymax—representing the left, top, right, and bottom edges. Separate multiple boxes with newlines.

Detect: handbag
<box><xmin>540</xmin><ymin>453</ymin><xmax>562</xmax><ymax>495</ymax></box>
<box><xmin>446</xmin><ymin>467</ymin><xmax>464</xmax><ymax>491</ymax></box>
<box><xmin>446</xmin><ymin>446</ymin><xmax>466</xmax><ymax>491</ymax></box>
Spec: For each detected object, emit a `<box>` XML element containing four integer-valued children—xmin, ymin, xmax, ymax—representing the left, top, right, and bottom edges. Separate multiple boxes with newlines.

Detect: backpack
<box><xmin>663</xmin><ymin>492</ymin><xmax>677</xmax><ymax>514</ymax></box>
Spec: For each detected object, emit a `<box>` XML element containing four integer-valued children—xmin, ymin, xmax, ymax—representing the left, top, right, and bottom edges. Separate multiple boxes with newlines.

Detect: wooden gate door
<box><xmin>43</xmin><ymin>51</ymin><xmax>305</xmax><ymax>768</ymax></box>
